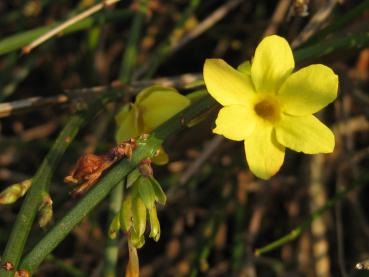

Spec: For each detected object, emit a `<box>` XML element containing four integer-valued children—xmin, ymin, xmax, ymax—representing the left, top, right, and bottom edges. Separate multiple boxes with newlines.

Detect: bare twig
<box><xmin>22</xmin><ymin>0</ymin><xmax>121</xmax><ymax>54</ymax></box>
<box><xmin>172</xmin><ymin>0</ymin><xmax>243</xmax><ymax>53</ymax></box>
<box><xmin>309</xmin><ymin>154</ymin><xmax>331</xmax><ymax>277</ymax></box>
<box><xmin>0</xmin><ymin>73</ymin><xmax>201</xmax><ymax>118</ymax></box>
<box><xmin>292</xmin><ymin>0</ymin><xmax>339</xmax><ymax>47</ymax></box>
<box><xmin>263</xmin><ymin>0</ymin><xmax>291</xmax><ymax>37</ymax></box>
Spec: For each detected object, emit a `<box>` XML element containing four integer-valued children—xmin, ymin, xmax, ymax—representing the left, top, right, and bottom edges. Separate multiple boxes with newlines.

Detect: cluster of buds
<box><xmin>108</xmin><ymin>158</ymin><xmax>166</xmax><ymax>276</ymax></box>
<box><xmin>64</xmin><ymin>139</ymin><xmax>137</xmax><ymax>196</ymax></box>
<box><xmin>109</xmin><ymin>158</ymin><xmax>166</xmax><ymax>244</ymax></box>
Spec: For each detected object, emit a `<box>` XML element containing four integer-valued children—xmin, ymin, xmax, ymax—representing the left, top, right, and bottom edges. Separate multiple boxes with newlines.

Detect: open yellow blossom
<box><xmin>203</xmin><ymin>35</ymin><xmax>338</xmax><ymax>179</ymax></box>
<box><xmin>116</xmin><ymin>86</ymin><xmax>190</xmax><ymax>164</ymax></box>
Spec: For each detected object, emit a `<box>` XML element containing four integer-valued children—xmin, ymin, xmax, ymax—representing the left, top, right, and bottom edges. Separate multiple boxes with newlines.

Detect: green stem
<box><xmin>101</xmin><ymin>182</ymin><xmax>124</xmax><ymax>277</ymax></box>
<box><xmin>101</xmin><ymin>2</ymin><xmax>149</xmax><ymax>273</ymax></box>
<box><xmin>254</xmin><ymin>174</ymin><xmax>369</xmax><ymax>256</ymax></box>
<box><xmin>0</xmin><ymin>89</ymin><xmax>120</xmax><ymax>276</ymax></box>
<box><xmin>19</xmin><ymin>94</ymin><xmax>216</xmax><ymax>275</ymax></box>
<box><xmin>0</xmin><ymin>9</ymin><xmax>131</xmax><ymax>56</ymax></box>
<box><xmin>293</xmin><ymin>31</ymin><xmax>369</xmax><ymax>63</ymax></box>
<box><xmin>119</xmin><ymin>0</ymin><xmax>149</xmax><ymax>83</ymax></box>
<box><xmin>231</xmin><ymin>198</ymin><xmax>246</xmax><ymax>272</ymax></box>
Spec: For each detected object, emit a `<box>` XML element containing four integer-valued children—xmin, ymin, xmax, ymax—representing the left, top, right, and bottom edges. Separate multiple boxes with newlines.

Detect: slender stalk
<box><xmin>293</xmin><ymin>31</ymin><xmax>369</xmax><ymax>62</ymax></box>
<box><xmin>0</xmin><ymin>9</ymin><xmax>131</xmax><ymax>56</ymax></box>
<box><xmin>254</xmin><ymin>174</ymin><xmax>369</xmax><ymax>256</ymax></box>
<box><xmin>0</xmin><ymin>89</ymin><xmax>120</xmax><ymax>276</ymax></box>
<box><xmin>119</xmin><ymin>0</ymin><xmax>149</xmax><ymax>83</ymax></box>
<box><xmin>101</xmin><ymin>182</ymin><xmax>124</xmax><ymax>277</ymax></box>
<box><xmin>19</xmin><ymin>94</ymin><xmax>216</xmax><ymax>275</ymax></box>
<box><xmin>101</xmin><ymin>1</ymin><xmax>149</xmax><ymax>274</ymax></box>
<box><xmin>22</xmin><ymin>0</ymin><xmax>122</xmax><ymax>54</ymax></box>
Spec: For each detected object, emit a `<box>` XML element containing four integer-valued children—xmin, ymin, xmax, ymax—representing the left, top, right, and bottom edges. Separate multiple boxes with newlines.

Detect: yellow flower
<box><xmin>203</xmin><ymin>35</ymin><xmax>338</xmax><ymax>179</ymax></box>
<box><xmin>116</xmin><ymin>86</ymin><xmax>190</xmax><ymax>164</ymax></box>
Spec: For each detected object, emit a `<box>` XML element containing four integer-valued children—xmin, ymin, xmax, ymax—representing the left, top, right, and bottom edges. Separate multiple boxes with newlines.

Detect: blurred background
<box><xmin>1</xmin><ymin>0</ymin><xmax>369</xmax><ymax>276</ymax></box>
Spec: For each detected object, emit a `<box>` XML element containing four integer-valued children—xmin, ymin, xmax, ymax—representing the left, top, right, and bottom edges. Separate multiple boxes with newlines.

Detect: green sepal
<box><xmin>137</xmin><ymin>176</ymin><xmax>156</xmax><ymax>210</ymax></box>
<box><xmin>237</xmin><ymin>60</ymin><xmax>251</xmax><ymax>75</ymax></box>
<box><xmin>149</xmin><ymin>176</ymin><xmax>166</xmax><ymax>205</ymax></box>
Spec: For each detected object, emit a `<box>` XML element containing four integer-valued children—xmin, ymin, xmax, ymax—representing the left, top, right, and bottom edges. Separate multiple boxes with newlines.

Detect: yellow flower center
<box><xmin>254</xmin><ymin>97</ymin><xmax>280</xmax><ymax>123</ymax></box>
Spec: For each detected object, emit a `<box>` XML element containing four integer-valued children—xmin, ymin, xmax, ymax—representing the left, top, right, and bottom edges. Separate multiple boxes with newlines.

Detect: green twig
<box><xmin>255</xmin><ymin>174</ymin><xmax>369</xmax><ymax>256</ymax></box>
<box><xmin>0</xmin><ymin>89</ymin><xmax>121</xmax><ymax>276</ymax></box>
<box><xmin>231</xmin><ymin>197</ymin><xmax>246</xmax><ymax>272</ymax></box>
<box><xmin>22</xmin><ymin>0</ymin><xmax>122</xmax><ymax>54</ymax></box>
<box><xmin>101</xmin><ymin>2</ymin><xmax>149</xmax><ymax>274</ymax></box>
<box><xmin>293</xmin><ymin>31</ymin><xmax>369</xmax><ymax>62</ymax></box>
<box><xmin>119</xmin><ymin>0</ymin><xmax>149</xmax><ymax>83</ymax></box>
<box><xmin>0</xmin><ymin>9</ymin><xmax>131</xmax><ymax>56</ymax></box>
<box><xmin>19</xmin><ymin>93</ymin><xmax>216</xmax><ymax>275</ymax></box>
<box><xmin>101</xmin><ymin>182</ymin><xmax>124</xmax><ymax>277</ymax></box>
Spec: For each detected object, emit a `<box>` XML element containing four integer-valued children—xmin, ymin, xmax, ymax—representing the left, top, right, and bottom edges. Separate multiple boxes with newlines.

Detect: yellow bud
<box><xmin>108</xmin><ymin>214</ymin><xmax>121</xmax><ymax>239</ymax></box>
<box><xmin>148</xmin><ymin>207</ymin><xmax>160</xmax><ymax>241</ymax></box>
<box><xmin>0</xmin><ymin>179</ymin><xmax>32</xmax><ymax>205</ymax></box>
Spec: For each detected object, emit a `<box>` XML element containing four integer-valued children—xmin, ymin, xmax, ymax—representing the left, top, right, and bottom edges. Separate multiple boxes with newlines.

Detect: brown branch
<box><xmin>0</xmin><ymin>73</ymin><xmax>201</xmax><ymax>118</ymax></box>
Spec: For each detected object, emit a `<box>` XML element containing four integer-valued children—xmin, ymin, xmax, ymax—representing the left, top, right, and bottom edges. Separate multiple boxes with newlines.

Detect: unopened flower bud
<box><xmin>108</xmin><ymin>213</ymin><xmax>121</xmax><ymax>239</ymax></box>
<box><xmin>38</xmin><ymin>194</ymin><xmax>53</xmax><ymax>228</ymax></box>
<box><xmin>0</xmin><ymin>179</ymin><xmax>32</xmax><ymax>205</ymax></box>
<box><xmin>148</xmin><ymin>207</ymin><xmax>160</xmax><ymax>241</ymax></box>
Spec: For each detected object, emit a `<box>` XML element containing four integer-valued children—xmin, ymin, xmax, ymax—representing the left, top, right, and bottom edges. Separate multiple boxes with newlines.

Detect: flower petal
<box><xmin>251</xmin><ymin>35</ymin><xmax>294</xmax><ymax>93</ymax></box>
<box><xmin>244</xmin><ymin>123</ymin><xmax>285</xmax><ymax>179</ymax></box>
<box><xmin>115</xmin><ymin>104</ymin><xmax>130</xmax><ymax>125</ymax></box>
<box><xmin>275</xmin><ymin>114</ymin><xmax>335</xmax><ymax>154</ymax></box>
<box><xmin>203</xmin><ymin>59</ymin><xmax>255</xmax><ymax>106</ymax></box>
<box><xmin>213</xmin><ymin>105</ymin><xmax>256</xmax><ymax>141</ymax></box>
<box><xmin>278</xmin><ymin>64</ymin><xmax>338</xmax><ymax>116</ymax></box>
<box><xmin>139</xmin><ymin>88</ymin><xmax>190</xmax><ymax>131</ymax></box>
<box><xmin>115</xmin><ymin>105</ymin><xmax>140</xmax><ymax>142</ymax></box>
<box><xmin>136</xmin><ymin>86</ymin><xmax>172</xmax><ymax>105</ymax></box>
